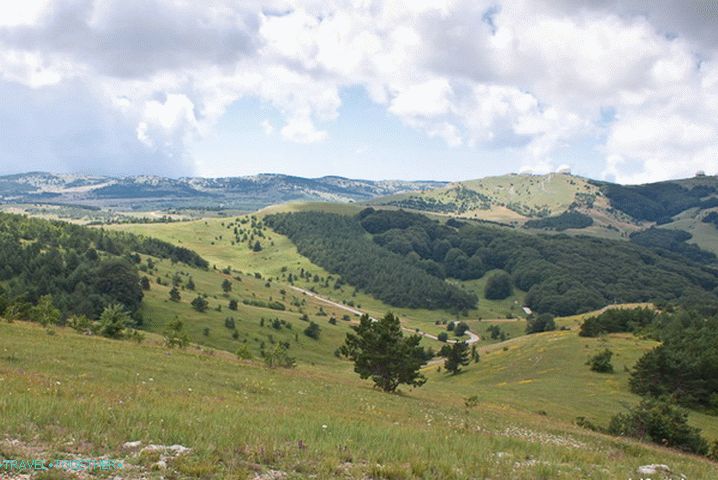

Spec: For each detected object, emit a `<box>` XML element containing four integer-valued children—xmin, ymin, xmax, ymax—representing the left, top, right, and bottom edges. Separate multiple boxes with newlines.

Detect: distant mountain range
<box><xmin>4</xmin><ymin>170</ymin><xmax>718</xmax><ymax>257</ymax></box>
<box><xmin>371</xmin><ymin>171</ymin><xmax>718</xmax><ymax>256</ymax></box>
<box><xmin>0</xmin><ymin>172</ymin><xmax>447</xmax><ymax>210</ymax></box>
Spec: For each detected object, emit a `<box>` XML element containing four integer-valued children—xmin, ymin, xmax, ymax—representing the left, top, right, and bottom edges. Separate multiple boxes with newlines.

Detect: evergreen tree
<box><xmin>169</xmin><ymin>286</ymin><xmax>181</xmax><ymax>302</ymax></box>
<box><xmin>338</xmin><ymin>313</ymin><xmax>427</xmax><ymax>392</ymax></box>
<box><xmin>191</xmin><ymin>296</ymin><xmax>209</xmax><ymax>312</ymax></box>
<box><xmin>444</xmin><ymin>341</ymin><xmax>470</xmax><ymax>374</ymax></box>
<box><xmin>30</xmin><ymin>295</ymin><xmax>61</xmax><ymax>327</ymax></box>
<box><xmin>97</xmin><ymin>304</ymin><xmax>131</xmax><ymax>339</ymax></box>
<box><xmin>304</xmin><ymin>321</ymin><xmax>321</xmax><ymax>339</ymax></box>
<box><xmin>164</xmin><ymin>318</ymin><xmax>189</xmax><ymax>349</ymax></box>
<box><xmin>221</xmin><ymin>279</ymin><xmax>232</xmax><ymax>293</ymax></box>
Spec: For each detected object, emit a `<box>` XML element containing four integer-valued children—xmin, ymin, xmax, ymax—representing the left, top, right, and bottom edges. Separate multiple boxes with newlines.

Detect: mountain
<box><xmin>372</xmin><ymin>171</ymin><xmax>718</xmax><ymax>254</ymax></box>
<box><xmin>0</xmin><ymin>172</ymin><xmax>446</xmax><ymax>211</ymax></box>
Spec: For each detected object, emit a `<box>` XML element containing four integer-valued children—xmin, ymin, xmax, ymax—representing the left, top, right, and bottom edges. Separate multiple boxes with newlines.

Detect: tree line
<box><xmin>0</xmin><ymin>213</ymin><xmax>207</xmax><ymax>321</ymax></box>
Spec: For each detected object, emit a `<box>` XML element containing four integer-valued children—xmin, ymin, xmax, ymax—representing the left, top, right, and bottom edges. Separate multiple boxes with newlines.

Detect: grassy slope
<box><xmin>2</xmin><ymin>320</ymin><xmax>717</xmax><ymax>479</ymax></box>
<box><xmin>107</xmin><ymin>214</ymin><xmax>528</xmax><ymax>338</ymax></box>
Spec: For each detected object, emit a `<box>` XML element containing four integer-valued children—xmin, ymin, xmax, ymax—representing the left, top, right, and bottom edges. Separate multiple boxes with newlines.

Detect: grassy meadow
<box><xmin>2</xmin><ymin>320</ymin><xmax>717</xmax><ymax>479</ymax></box>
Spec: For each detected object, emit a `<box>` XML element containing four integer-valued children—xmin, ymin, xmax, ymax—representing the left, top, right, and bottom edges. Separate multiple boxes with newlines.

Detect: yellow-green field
<box><xmin>105</xmin><ymin>212</ymin><xmax>528</xmax><ymax>336</ymax></box>
<box><xmin>2</xmin><ymin>320</ymin><xmax>718</xmax><ymax>479</ymax></box>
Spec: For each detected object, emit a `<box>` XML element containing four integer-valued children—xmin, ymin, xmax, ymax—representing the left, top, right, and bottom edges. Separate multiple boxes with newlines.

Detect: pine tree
<box><xmin>445</xmin><ymin>341</ymin><xmax>470</xmax><ymax>375</ymax></box>
<box><xmin>338</xmin><ymin>313</ymin><xmax>427</xmax><ymax>392</ymax></box>
<box><xmin>169</xmin><ymin>286</ymin><xmax>181</xmax><ymax>302</ymax></box>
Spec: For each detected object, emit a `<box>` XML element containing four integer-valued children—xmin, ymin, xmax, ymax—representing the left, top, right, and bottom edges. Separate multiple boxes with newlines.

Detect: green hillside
<box><xmin>2</xmin><ymin>319</ymin><xmax>717</xmax><ymax>479</ymax></box>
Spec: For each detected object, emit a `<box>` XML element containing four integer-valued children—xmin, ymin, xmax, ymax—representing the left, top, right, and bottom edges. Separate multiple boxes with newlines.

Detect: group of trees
<box><xmin>629</xmin><ymin>228</ymin><xmax>716</xmax><ymax>264</ymax></box>
<box><xmin>524</xmin><ymin>211</ymin><xmax>594</xmax><ymax>231</ymax></box>
<box><xmin>0</xmin><ymin>212</ymin><xmax>210</xmax><ymax>323</ymax></box>
<box><xmin>265</xmin><ymin>212</ymin><xmax>477</xmax><ymax>311</ymax></box>
<box><xmin>269</xmin><ymin>208</ymin><xmax>718</xmax><ymax>316</ymax></box>
<box><xmin>599</xmin><ymin>180</ymin><xmax>718</xmax><ymax>223</ymax></box>
<box><xmin>629</xmin><ymin>311</ymin><xmax>718</xmax><ymax>410</ymax></box>
<box><xmin>579</xmin><ymin>307</ymin><xmax>657</xmax><ymax>337</ymax></box>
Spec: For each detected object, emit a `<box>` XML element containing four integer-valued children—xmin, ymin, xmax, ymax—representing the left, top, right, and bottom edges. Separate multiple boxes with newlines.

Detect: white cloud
<box><xmin>0</xmin><ymin>0</ymin><xmax>716</xmax><ymax>182</ymax></box>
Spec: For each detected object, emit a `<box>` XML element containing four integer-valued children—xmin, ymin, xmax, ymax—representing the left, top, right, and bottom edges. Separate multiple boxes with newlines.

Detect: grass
<box><xmin>2</xmin><ymin>320</ymin><xmax>717</xmax><ymax>479</ymax></box>
<box><xmin>107</xmin><ymin>214</ymin><xmax>527</xmax><ymax>338</ymax></box>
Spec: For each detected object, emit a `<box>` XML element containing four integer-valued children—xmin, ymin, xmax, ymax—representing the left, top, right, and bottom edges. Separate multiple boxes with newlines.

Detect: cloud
<box><xmin>0</xmin><ymin>0</ymin><xmax>716</xmax><ymax>182</ymax></box>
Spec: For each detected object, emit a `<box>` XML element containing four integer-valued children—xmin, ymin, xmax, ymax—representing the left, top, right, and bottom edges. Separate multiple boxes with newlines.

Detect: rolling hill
<box><xmin>0</xmin><ymin>172</ymin><xmax>446</xmax><ymax>212</ymax></box>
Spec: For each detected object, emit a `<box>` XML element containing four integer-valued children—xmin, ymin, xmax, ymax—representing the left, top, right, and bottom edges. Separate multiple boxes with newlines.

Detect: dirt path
<box><xmin>290</xmin><ymin>285</ymin><xmax>480</xmax><ymax>345</ymax></box>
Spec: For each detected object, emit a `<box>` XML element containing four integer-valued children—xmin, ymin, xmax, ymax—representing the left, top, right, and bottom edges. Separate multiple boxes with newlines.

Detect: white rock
<box><xmin>122</xmin><ymin>440</ymin><xmax>142</xmax><ymax>450</ymax></box>
<box><xmin>637</xmin><ymin>464</ymin><xmax>671</xmax><ymax>475</ymax></box>
<box><xmin>167</xmin><ymin>444</ymin><xmax>191</xmax><ymax>455</ymax></box>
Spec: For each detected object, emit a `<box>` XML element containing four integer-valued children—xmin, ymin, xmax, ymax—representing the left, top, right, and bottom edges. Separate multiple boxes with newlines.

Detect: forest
<box><xmin>597</xmin><ymin>180</ymin><xmax>718</xmax><ymax>222</ymax></box>
<box><xmin>523</xmin><ymin>210</ymin><xmax>594</xmax><ymax>230</ymax></box>
<box><xmin>269</xmin><ymin>208</ymin><xmax>718</xmax><ymax>315</ymax></box>
<box><xmin>0</xmin><ymin>213</ymin><xmax>207</xmax><ymax>320</ymax></box>
<box><xmin>264</xmin><ymin>212</ymin><xmax>477</xmax><ymax>311</ymax></box>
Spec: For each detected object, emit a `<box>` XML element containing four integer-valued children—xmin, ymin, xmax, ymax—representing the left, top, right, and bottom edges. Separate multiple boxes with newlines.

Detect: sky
<box><xmin>0</xmin><ymin>1</ymin><xmax>716</xmax><ymax>183</ymax></box>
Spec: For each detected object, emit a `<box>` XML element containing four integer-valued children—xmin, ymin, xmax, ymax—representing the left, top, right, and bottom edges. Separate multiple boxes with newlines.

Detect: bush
<box><xmin>304</xmin><ymin>321</ymin><xmax>321</xmax><ymax>339</ymax></box>
<box><xmin>484</xmin><ymin>271</ymin><xmax>513</xmax><ymax>300</ymax></box>
<box><xmin>588</xmin><ymin>349</ymin><xmax>614</xmax><ymax>373</ymax></box>
<box><xmin>191</xmin><ymin>296</ymin><xmax>209</xmax><ymax>312</ymax></box>
<box><xmin>607</xmin><ymin>397</ymin><xmax>709</xmax><ymax>455</ymax></box>
<box><xmin>525</xmin><ymin>313</ymin><xmax>556</xmax><ymax>334</ymax></box>
<box><xmin>437</xmin><ymin>332</ymin><xmax>449</xmax><ymax>342</ymax></box>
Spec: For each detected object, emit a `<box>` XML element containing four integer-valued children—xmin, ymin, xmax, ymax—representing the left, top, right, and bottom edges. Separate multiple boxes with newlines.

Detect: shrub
<box><xmin>191</xmin><ymin>296</ymin><xmax>209</xmax><ymax>312</ymax></box>
<box><xmin>525</xmin><ymin>313</ymin><xmax>556</xmax><ymax>334</ymax></box>
<box><xmin>304</xmin><ymin>321</ymin><xmax>321</xmax><ymax>339</ymax></box>
<box><xmin>588</xmin><ymin>349</ymin><xmax>614</xmax><ymax>373</ymax></box>
<box><xmin>607</xmin><ymin>397</ymin><xmax>709</xmax><ymax>455</ymax></box>
<box><xmin>437</xmin><ymin>332</ymin><xmax>449</xmax><ymax>342</ymax></box>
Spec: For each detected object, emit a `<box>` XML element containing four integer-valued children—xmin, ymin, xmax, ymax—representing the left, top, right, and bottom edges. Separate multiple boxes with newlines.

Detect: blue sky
<box><xmin>191</xmin><ymin>86</ymin><xmax>605</xmax><ymax>181</ymax></box>
<box><xmin>0</xmin><ymin>1</ymin><xmax>716</xmax><ymax>183</ymax></box>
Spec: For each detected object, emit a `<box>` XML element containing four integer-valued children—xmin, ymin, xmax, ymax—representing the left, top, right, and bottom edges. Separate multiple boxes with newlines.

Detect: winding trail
<box><xmin>290</xmin><ymin>285</ymin><xmax>480</xmax><ymax>345</ymax></box>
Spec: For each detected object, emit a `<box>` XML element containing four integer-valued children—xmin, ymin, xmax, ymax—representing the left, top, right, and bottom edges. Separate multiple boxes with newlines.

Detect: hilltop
<box><xmin>0</xmin><ymin>172</ymin><xmax>446</xmax><ymax>211</ymax></box>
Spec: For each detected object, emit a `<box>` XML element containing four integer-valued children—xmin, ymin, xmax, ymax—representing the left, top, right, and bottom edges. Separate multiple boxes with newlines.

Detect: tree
<box><xmin>444</xmin><ymin>341</ymin><xmax>470</xmax><ymax>374</ymax></box>
<box><xmin>588</xmin><ymin>349</ymin><xmax>614</xmax><ymax>373</ymax></box>
<box><xmin>228</xmin><ymin>299</ymin><xmax>238</xmax><ymax>310</ymax></box>
<box><xmin>30</xmin><ymin>295</ymin><xmax>61</xmax><ymax>327</ymax></box>
<box><xmin>221</xmin><ymin>279</ymin><xmax>232</xmax><ymax>293</ymax></box>
<box><xmin>264</xmin><ymin>343</ymin><xmax>295</xmax><ymax>368</ymax></box>
<box><xmin>304</xmin><ymin>321</ymin><xmax>321</xmax><ymax>339</ymax></box>
<box><xmin>338</xmin><ymin>313</ymin><xmax>427</xmax><ymax>392</ymax></box>
<box><xmin>140</xmin><ymin>276</ymin><xmax>151</xmax><ymax>290</ymax></box>
<box><xmin>607</xmin><ymin>397</ymin><xmax>709</xmax><ymax>455</ymax></box>
<box><xmin>526</xmin><ymin>313</ymin><xmax>556</xmax><ymax>334</ymax></box>
<box><xmin>169</xmin><ymin>287</ymin><xmax>181</xmax><ymax>302</ymax></box>
<box><xmin>98</xmin><ymin>304</ymin><xmax>131</xmax><ymax>339</ymax></box>
<box><xmin>437</xmin><ymin>331</ymin><xmax>449</xmax><ymax>342</ymax></box>
<box><xmin>93</xmin><ymin>258</ymin><xmax>143</xmax><ymax>312</ymax></box>
<box><xmin>252</xmin><ymin>241</ymin><xmax>263</xmax><ymax>252</ymax></box>
<box><xmin>454</xmin><ymin>321</ymin><xmax>469</xmax><ymax>337</ymax></box>
<box><xmin>186</xmin><ymin>277</ymin><xmax>196</xmax><ymax>290</ymax></box>
<box><xmin>164</xmin><ymin>318</ymin><xmax>189</xmax><ymax>349</ymax></box>
<box><xmin>191</xmin><ymin>296</ymin><xmax>209</xmax><ymax>312</ymax></box>
<box><xmin>484</xmin><ymin>271</ymin><xmax>513</xmax><ymax>300</ymax></box>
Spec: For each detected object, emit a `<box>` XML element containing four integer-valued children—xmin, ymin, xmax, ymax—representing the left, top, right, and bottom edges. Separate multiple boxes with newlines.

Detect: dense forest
<box><xmin>0</xmin><ymin>213</ymin><xmax>207</xmax><ymax>320</ymax></box>
<box><xmin>597</xmin><ymin>181</ymin><xmax>718</xmax><ymax>223</ymax></box>
<box><xmin>629</xmin><ymin>228</ymin><xmax>716</xmax><ymax>264</ymax></box>
<box><xmin>269</xmin><ymin>208</ymin><xmax>718</xmax><ymax>315</ymax></box>
<box><xmin>523</xmin><ymin>211</ymin><xmax>593</xmax><ymax>231</ymax></box>
<box><xmin>264</xmin><ymin>212</ymin><xmax>477</xmax><ymax>311</ymax></box>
